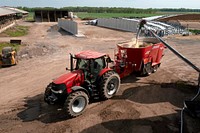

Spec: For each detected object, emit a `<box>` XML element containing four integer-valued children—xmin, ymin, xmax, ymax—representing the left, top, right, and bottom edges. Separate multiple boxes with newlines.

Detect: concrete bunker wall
<box><xmin>97</xmin><ymin>18</ymin><xmax>138</xmax><ymax>32</ymax></box>
<box><xmin>58</xmin><ymin>19</ymin><xmax>78</xmax><ymax>35</ymax></box>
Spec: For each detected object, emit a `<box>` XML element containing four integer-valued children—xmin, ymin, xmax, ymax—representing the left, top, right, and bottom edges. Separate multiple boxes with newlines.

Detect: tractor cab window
<box><xmin>76</xmin><ymin>58</ymin><xmax>89</xmax><ymax>70</ymax></box>
<box><xmin>90</xmin><ymin>57</ymin><xmax>105</xmax><ymax>75</ymax></box>
<box><xmin>93</xmin><ymin>58</ymin><xmax>105</xmax><ymax>70</ymax></box>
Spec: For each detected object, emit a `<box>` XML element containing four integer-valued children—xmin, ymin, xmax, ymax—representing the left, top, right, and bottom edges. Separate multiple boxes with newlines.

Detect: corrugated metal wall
<box><xmin>97</xmin><ymin>18</ymin><xmax>138</xmax><ymax>32</ymax></box>
<box><xmin>58</xmin><ymin>19</ymin><xmax>78</xmax><ymax>35</ymax></box>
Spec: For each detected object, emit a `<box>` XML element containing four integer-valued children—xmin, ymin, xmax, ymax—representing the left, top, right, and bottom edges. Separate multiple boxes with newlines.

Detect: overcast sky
<box><xmin>0</xmin><ymin>0</ymin><xmax>199</xmax><ymax>9</ymax></box>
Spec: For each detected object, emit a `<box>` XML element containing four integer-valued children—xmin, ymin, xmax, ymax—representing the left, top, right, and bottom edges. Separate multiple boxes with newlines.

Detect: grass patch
<box><xmin>76</xmin><ymin>12</ymin><xmax>161</xmax><ymax>19</ymax></box>
<box><xmin>2</xmin><ymin>25</ymin><xmax>29</xmax><ymax>37</ymax></box>
<box><xmin>25</xmin><ymin>12</ymin><xmax>34</xmax><ymax>22</ymax></box>
<box><xmin>0</xmin><ymin>43</ymin><xmax>20</xmax><ymax>52</ymax></box>
<box><xmin>189</xmin><ymin>29</ymin><xmax>200</xmax><ymax>35</ymax></box>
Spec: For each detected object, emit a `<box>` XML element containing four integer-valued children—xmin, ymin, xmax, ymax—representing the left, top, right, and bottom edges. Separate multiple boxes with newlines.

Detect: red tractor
<box><xmin>44</xmin><ymin>50</ymin><xmax>120</xmax><ymax>117</ymax></box>
<box><xmin>44</xmin><ymin>37</ymin><xmax>165</xmax><ymax>117</ymax></box>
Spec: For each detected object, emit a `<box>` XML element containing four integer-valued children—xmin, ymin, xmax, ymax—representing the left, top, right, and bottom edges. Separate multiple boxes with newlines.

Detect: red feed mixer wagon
<box><xmin>115</xmin><ymin>37</ymin><xmax>164</xmax><ymax>78</ymax></box>
<box><xmin>44</xmin><ymin>36</ymin><xmax>165</xmax><ymax>117</ymax></box>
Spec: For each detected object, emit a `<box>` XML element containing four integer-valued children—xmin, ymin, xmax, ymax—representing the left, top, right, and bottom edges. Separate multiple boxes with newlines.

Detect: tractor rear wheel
<box><xmin>65</xmin><ymin>91</ymin><xmax>89</xmax><ymax>117</ymax></box>
<box><xmin>99</xmin><ymin>71</ymin><xmax>120</xmax><ymax>99</ymax></box>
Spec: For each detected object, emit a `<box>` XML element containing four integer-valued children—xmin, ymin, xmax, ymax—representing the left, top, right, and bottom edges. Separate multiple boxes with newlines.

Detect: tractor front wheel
<box><xmin>44</xmin><ymin>83</ymin><xmax>53</xmax><ymax>105</ymax></box>
<box><xmin>99</xmin><ymin>71</ymin><xmax>120</xmax><ymax>99</ymax></box>
<box><xmin>65</xmin><ymin>91</ymin><xmax>89</xmax><ymax>117</ymax></box>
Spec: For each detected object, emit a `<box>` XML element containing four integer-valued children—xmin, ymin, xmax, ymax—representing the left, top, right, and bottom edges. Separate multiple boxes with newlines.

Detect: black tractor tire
<box><xmin>44</xmin><ymin>83</ymin><xmax>53</xmax><ymax>104</ymax></box>
<box><xmin>99</xmin><ymin>71</ymin><xmax>120</xmax><ymax>99</ymax></box>
<box><xmin>65</xmin><ymin>91</ymin><xmax>89</xmax><ymax>117</ymax></box>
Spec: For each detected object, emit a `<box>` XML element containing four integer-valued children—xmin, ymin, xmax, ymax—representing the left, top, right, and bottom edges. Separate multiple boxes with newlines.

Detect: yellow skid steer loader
<box><xmin>0</xmin><ymin>47</ymin><xmax>18</xmax><ymax>67</ymax></box>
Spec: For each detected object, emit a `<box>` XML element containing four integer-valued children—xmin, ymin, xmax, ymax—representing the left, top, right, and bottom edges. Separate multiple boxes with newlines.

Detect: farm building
<box><xmin>3</xmin><ymin>6</ymin><xmax>29</xmax><ymax>19</ymax></box>
<box><xmin>34</xmin><ymin>10</ymin><xmax>68</xmax><ymax>22</ymax></box>
<box><xmin>0</xmin><ymin>6</ymin><xmax>28</xmax><ymax>33</ymax></box>
<box><xmin>0</xmin><ymin>7</ymin><xmax>16</xmax><ymax>29</ymax></box>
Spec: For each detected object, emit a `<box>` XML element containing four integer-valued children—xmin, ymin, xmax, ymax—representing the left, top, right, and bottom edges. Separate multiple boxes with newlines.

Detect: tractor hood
<box><xmin>53</xmin><ymin>70</ymin><xmax>83</xmax><ymax>85</ymax></box>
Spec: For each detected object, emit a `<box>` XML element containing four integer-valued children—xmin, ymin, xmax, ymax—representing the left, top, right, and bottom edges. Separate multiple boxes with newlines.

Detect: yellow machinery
<box><xmin>0</xmin><ymin>47</ymin><xmax>18</xmax><ymax>67</ymax></box>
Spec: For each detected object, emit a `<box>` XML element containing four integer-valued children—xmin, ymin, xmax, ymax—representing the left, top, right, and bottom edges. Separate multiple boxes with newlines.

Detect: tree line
<box><xmin>159</xmin><ymin>8</ymin><xmax>200</xmax><ymax>12</ymax></box>
<box><xmin>18</xmin><ymin>7</ymin><xmax>156</xmax><ymax>14</ymax></box>
<box><xmin>18</xmin><ymin>6</ymin><xmax>200</xmax><ymax>13</ymax></box>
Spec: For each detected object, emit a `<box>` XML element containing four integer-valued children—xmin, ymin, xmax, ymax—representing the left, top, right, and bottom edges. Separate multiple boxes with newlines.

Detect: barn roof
<box><xmin>3</xmin><ymin>7</ymin><xmax>29</xmax><ymax>14</ymax></box>
<box><xmin>0</xmin><ymin>7</ymin><xmax>16</xmax><ymax>16</ymax></box>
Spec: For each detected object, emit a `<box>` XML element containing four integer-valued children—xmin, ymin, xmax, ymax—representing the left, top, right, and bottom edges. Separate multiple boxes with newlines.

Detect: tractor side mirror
<box><xmin>66</xmin><ymin>67</ymin><xmax>69</xmax><ymax>71</ymax></box>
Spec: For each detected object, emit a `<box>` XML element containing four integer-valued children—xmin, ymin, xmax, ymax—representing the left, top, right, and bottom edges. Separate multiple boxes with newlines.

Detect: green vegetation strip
<box><xmin>189</xmin><ymin>29</ymin><xmax>200</xmax><ymax>34</ymax></box>
<box><xmin>3</xmin><ymin>25</ymin><xmax>29</xmax><ymax>37</ymax></box>
<box><xmin>0</xmin><ymin>43</ymin><xmax>20</xmax><ymax>52</ymax></box>
<box><xmin>76</xmin><ymin>12</ymin><xmax>160</xmax><ymax>19</ymax></box>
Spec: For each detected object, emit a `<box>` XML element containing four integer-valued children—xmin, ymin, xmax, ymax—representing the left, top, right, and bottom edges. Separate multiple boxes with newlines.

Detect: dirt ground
<box><xmin>0</xmin><ymin>20</ymin><xmax>200</xmax><ymax>133</ymax></box>
<box><xmin>180</xmin><ymin>21</ymin><xmax>200</xmax><ymax>30</ymax></box>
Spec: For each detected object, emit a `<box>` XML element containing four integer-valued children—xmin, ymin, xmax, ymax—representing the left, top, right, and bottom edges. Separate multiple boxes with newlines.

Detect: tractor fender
<box><xmin>71</xmin><ymin>86</ymin><xmax>90</xmax><ymax>97</ymax></box>
<box><xmin>98</xmin><ymin>68</ymin><xmax>112</xmax><ymax>77</ymax></box>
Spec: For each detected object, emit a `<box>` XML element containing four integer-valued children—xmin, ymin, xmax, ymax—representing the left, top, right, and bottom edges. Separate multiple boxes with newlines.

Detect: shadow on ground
<box><xmin>120</xmin><ymin>72</ymin><xmax>141</xmax><ymax>83</ymax></box>
<box><xmin>80</xmin><ymin>113</ymin><xmax>182</xmax><ymax>133</ymax></box>
<box><xmin>17</xmin><ymin>94</ymin><xmax>72</xmax><ymax>123</ymax></box>
<box><xmin>114</xmin><ymin>80</ymin><xmax>198</xmax><ymax>108</ymax></box>
<box><xmin>47</xmin><ymin>25</ymin><xmax>73</xmax><ymax>36</ymax></box>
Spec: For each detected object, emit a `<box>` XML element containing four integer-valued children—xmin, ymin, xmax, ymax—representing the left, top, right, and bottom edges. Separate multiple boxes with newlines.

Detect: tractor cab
<box><xmin>70</xmin><ymin>50</ymin><xmax>108</xmax><ymax>82</ymax></box>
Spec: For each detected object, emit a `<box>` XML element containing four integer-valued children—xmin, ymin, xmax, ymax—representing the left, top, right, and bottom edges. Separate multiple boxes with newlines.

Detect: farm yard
<box><xmin>0</xmin><ymin>10</ymin><xmax>200</xmax><ymax>133</ymax></box>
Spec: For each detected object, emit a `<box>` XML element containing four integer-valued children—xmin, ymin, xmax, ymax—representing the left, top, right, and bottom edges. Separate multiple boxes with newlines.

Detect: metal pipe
<box><xmin>136</xmin><ymin>20</ymin><xmax>146</xmax><ymax>43</ymax></box>
<box><xmin>146</xmin><ymin>25</ymin><xmax>200</xmax><ymax>73</ymax></box>
<box><xmin>180</xmin><ymin>107</ymin><xmax>185</xmax><ymax>133</ymax></box>
<box><xmin>136</xmin><ymin>28</ymin><xmax>141</xmax><ymax>42</ymax></box>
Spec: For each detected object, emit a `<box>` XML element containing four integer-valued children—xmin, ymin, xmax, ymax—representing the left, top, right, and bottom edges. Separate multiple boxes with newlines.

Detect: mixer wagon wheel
<box><xmin>141</xmin><ymin>62</ymin><xmax>153</xmax><ymax>76</ymax></box>
<box><xmin>145</xmin><ymin>62</ymin><xmax>153</xmax><ymax>75</ymax></box>
<box><xmin>99</xmin><ymin>71</ymin><xmax>120</xmax><ymax>99</ymax></box>
<box><xmin>152</xmin><ymin>65</ymin><xmax>159</xmax><ymax>73</ymax></box>
<box><xmin>65</xmin><ymin>91</ymin><xmax>89</xmax><ymax>117</ymax></box>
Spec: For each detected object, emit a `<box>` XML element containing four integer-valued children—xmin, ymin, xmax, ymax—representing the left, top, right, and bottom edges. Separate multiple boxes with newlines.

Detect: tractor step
<box><xmin>91</xmin><ymin>88</ymin><xmax>99</xmax><ymax>97</ymax></box>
